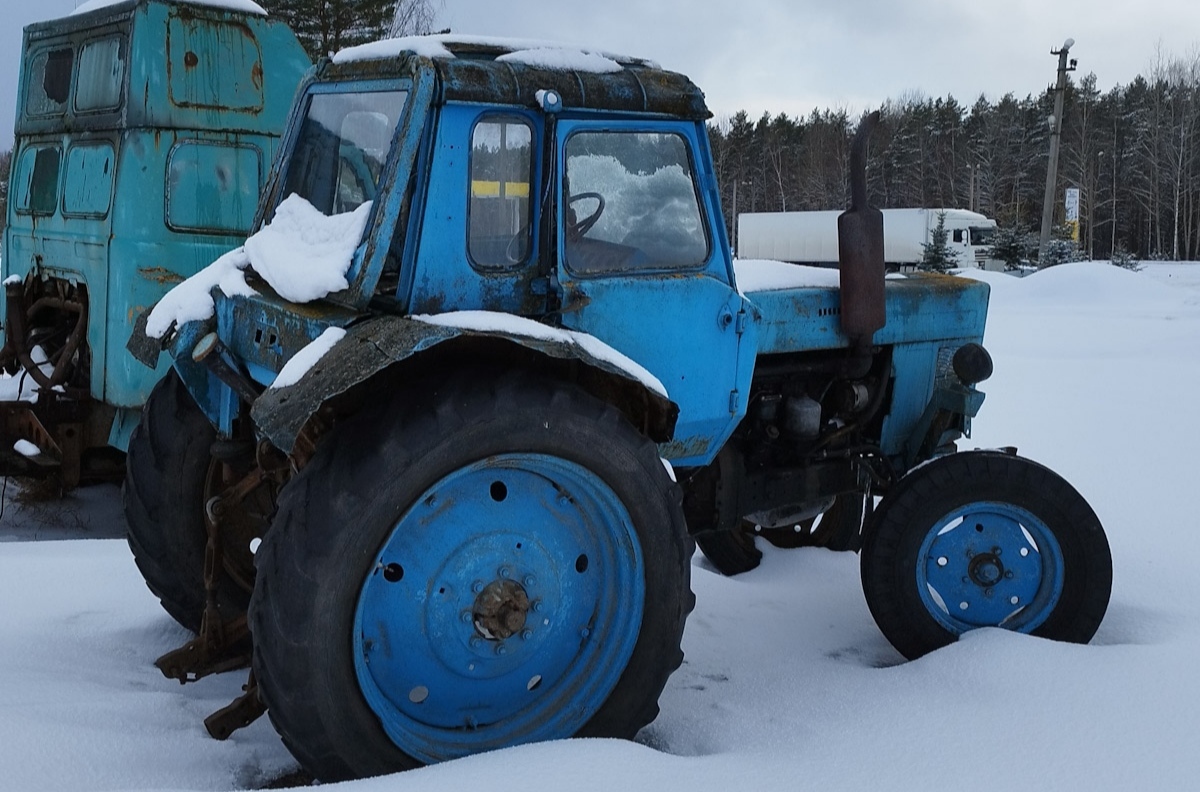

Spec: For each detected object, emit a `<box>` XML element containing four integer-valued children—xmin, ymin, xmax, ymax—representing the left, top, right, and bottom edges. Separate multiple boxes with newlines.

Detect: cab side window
<box><xmin>563</xmin><ymin>130</ymin><xmax>709</xmax><ymax>274</ymax></box>
<box><xmin>469</xmin><ymin>118</ymin><xmax>534</xmax><ymax>268</ymax></box>
<box><xmin>15</xmin><ymin>145</ymin><xmax>62</xmax><ymax>216</ymax></box>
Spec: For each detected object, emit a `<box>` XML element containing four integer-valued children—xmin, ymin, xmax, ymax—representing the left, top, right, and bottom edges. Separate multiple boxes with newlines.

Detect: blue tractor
<box><xmin>124</xmin><ymin>37</ymin><xmax>1112</xmax><ymax>779</ymax></box>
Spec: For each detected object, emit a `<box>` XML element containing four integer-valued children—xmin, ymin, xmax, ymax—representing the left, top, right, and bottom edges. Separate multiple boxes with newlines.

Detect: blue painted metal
<box><xmin>553</xmin><ymin>118</ymin><xmax>754</xmax><ymax>467</ymax></box>
<box><xmin>402</xmin><ymin>103</ymin><xmax>547</xmax><ymax>316</ymax></box>
<box><xmin>743</xmin><ymin>272</ymin><xmax>988</xmax><ymax>354</ymax></box>
<box><xmin>2</xmin><ymin>0</ymin><xmax>310</xmax><ymax>414</ymax></box>
<box><xmin>916</xmin><ymin>501</ymin><xmax>1065</xmax><ymax>634</ymax></box>
<box><xmin>353</xmin><ymin>453</ymin><xmax>644</xmax><ymax>763</ymax></box>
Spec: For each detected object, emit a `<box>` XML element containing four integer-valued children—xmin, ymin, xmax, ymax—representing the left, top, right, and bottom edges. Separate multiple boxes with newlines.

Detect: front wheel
<box><xmin>123</xmin><ymin>370</ymin><xmax>260</xmax><ymax>631</ymax></box>
<box><xmin>861</xmin><ymin>451</ymin><xmax>1112</xmax><ymax>660</ymax></box>
<box><xmin>251</xmin><ymin>371</ymin><xmax>693</xmax><ymax>780</ymax></box>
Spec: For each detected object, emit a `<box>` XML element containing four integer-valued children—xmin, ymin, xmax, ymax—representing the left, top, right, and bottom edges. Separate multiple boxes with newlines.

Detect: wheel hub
<box><xmin>473</xmin><ymin>579</ymin><xmax>530</xmax><ymax>640</ymax></box>
<box><xmin>917</xmin><ymin>503</ymin><xmax>1065</xmax><ymax>633</ymax></box>
<box><xmin>352</xmin><ymin>453</ymin><xmax>646</xmax><ymax>764</ymax></box>
<box><xmin>967</xmin><ymin>552</ymin><xmax>1004</xmax><ymax>588</ymax></box>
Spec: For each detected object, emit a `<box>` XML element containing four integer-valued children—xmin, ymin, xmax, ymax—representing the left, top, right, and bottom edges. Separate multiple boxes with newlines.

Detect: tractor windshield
<box><xmin>281</xmin><ymin>88</ymin><xmax>408</xmax><ymax>217</ymax></box>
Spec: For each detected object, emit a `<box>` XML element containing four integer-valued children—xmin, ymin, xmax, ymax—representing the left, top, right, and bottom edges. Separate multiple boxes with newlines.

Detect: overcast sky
<box><xmin>4</xmin><ymin>0</ymin><xmax>1200</xmax><ymax>150</ymax></box>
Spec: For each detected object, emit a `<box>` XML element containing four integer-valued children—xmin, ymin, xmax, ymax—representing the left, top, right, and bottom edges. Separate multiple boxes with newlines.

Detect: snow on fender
<box><xmin>251</xmin><ymin>312</ymin><xmax>677</xmax><ymax>458</ymax></box>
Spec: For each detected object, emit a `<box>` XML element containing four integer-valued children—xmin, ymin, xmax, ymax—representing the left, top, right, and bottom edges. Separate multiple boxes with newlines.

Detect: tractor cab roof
<box><xmin>323</xmin><ymin>34</ymin><xmax>711</xmax><ymax>120</ymax></box>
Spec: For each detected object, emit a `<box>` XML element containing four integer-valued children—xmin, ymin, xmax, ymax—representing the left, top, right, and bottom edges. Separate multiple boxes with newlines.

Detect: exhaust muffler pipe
<box><xmin>838</xmin><ymin>111</ymin><xmax>885</xmax><ymax>350</ymax></box>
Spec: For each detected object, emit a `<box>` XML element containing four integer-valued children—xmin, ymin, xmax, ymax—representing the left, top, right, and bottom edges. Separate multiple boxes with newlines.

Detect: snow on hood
<box><xmin>145</xmin><ymin>194</ymin><xmax>370</xmax><ymax>339</ymax></box>
<box><xmin>333</xmin><ymin>34</ymin><xmax>648</xmax><ymax>69</ymax></box>
<box><xmin>734</xmin><ymin>259</ymin><xmax>842</xmax><ymax>293</ymax></box>
<box><xmin>414</xmin><ymin>311</ymin><xmax>668</xmax><ymax>398</ymax></box>
<box><xmin>70</xmin><ymin>0</ymin><xmax>267</xmax><ymax>16</ymax></box>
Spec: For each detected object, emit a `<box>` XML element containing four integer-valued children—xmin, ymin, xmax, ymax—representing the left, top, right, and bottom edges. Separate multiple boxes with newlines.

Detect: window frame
<box><xmin>164</xmin><ymin>139</ymin><xmax>264</xmax><ymax>235</ymax></box>
<box><xmin>272</xmin><ymin>79</ymin><xmax>409</xmax><ymax>224</ymax></box>
<box><xmin>466</xmin><ymin>113</ymin><xmax>537</xmax><ymax>272</ymax></box>
<box><xmin>559</xmin><ymin>126</ymin><xmax>712</xmax><ymax>278</ymax></box>
<box><xmin>73</xmin><ymin>35</ymin><xmax>127</xmax><ymax>115</ymax></box>
<box><xmin>61</xmin><ymin>141</ymin><xmax>117</xmax><ymax>220</ymax></box>
<box><xmin>14</xmin><ymin>144</ymin><xmax>63</xmax><ymax>217</ymax></box>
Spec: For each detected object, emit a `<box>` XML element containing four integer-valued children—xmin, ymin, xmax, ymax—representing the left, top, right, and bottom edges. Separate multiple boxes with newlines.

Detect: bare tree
<box><xmin>390</xmin><ymin>0</ymin><xmax>441</xmax><ymax>37</ymax></box>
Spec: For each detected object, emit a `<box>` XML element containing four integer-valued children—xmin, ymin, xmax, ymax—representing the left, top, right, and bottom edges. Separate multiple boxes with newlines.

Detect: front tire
<box><xmin>861</xmin><ymin>451</ymin><xmax>1112</xmax><ymax>660</ymax></box>
<box><xmin>122</xmin><ymin>370</ymin><xmax>252</xmax><ymax>631</ymax></box>
<box><xmin>251</xmin><ymin>371</ymin><xmax>693</xmax><ymax>780</ymax></box>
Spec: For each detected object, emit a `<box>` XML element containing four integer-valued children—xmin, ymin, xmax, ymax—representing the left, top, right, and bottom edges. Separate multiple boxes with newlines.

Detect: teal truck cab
<box><xmin>0</xmin><ymin>0</ymin><xmax>309</xmax><ymax>485</ymax></box>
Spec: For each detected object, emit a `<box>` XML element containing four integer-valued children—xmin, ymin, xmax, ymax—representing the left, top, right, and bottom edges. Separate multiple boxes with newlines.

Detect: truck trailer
<box><xmin>738</xmin><ymin>208</ymin><xmax>1003</xmax><ymax>270</ymax></box>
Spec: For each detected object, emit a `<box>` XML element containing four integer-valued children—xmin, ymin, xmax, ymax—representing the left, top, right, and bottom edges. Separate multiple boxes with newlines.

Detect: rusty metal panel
<box><xmin>250</xmin><ymin>315</ymin><xmax>678</xmax><ymax>455</ymax></box>
<box><xmin>436</xmin><ymin>58</ymin><xmax>710</xmax><ymax>119</ymax></box>
<box><xmin>166</xmin><ymin>9</ymin><xmax>264</xmax><ymax>112</ymax></box>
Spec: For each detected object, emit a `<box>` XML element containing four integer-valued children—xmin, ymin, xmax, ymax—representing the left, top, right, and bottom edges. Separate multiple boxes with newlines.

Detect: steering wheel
<box><xmin>567</xmin><ymin>192</ymin><xmax>606</xmax><ymax>238</ymax></box>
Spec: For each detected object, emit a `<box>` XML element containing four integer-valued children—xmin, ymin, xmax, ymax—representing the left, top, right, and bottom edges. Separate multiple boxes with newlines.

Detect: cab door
<box><xmin>553</xmin><ymin>120</ymin><xmax>754</xmax><ymax>467</ymax></box>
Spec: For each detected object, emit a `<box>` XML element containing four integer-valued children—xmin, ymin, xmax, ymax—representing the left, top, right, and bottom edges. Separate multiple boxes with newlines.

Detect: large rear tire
<box><xmin>251</xmin><ymin>371</ymin><xmax>693</xmax><ymax>780</ymax></box>
<box><xmin>861</xmin><ymin>451</ymin><xmax>1112</xmax><ymax>660</ymax></box>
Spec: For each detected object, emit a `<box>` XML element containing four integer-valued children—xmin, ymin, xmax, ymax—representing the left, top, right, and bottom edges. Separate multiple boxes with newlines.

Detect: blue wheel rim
<box><xmin>916</xmin><ymin>501</ymin><xmax>1064</xmax><ymax>635</ymax></box>
<box><xmin>353</xmin><ymin>453</ymin><xmax>645</xmax><ymax>764</ymax></box>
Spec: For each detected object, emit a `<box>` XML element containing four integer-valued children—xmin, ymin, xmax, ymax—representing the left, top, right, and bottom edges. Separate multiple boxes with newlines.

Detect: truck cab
<box><xmin>0</xmin><ymin>0</ymin><xmax>309</xmax><ymax>484</ymax></box>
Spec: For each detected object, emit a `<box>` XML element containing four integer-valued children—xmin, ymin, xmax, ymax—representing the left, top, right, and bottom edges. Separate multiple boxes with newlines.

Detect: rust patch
<box><xmin>658</xmin><ymin>435</ymin><xmax>710</xmax><ymax>460</ymax></box>
<box><xmin>138</xmin><ymin>267</ymin><xmax>185</xmax><ymax>285</ymax></box>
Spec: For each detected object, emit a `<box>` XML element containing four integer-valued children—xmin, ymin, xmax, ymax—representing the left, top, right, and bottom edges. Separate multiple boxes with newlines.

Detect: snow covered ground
<box><xmin>1</xmin><ymin>261</ymin><xmax>1198</xmax><ymax>791</ymax></box>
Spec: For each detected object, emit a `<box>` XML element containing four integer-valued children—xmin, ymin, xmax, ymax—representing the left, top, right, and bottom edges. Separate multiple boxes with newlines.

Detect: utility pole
<box><xmin>1038</xmin><ymin>38</ymin><xmax>1077</xmax><ymax>267</ymax></box>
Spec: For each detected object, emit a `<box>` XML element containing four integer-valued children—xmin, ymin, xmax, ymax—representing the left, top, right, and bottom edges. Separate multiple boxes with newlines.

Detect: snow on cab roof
<box><xmin>332</xmin><ymin>34</ymin><xmax>658</xmax><ymax>72</ymax></box>
<box><xmin>69</xmin><ymin>0</ymin><xmax>267</xmax><ymax>17</ymax></box>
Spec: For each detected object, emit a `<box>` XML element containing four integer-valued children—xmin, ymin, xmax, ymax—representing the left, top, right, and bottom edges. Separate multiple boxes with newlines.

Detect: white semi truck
<box><xmin>738</xmin><ymin>208</ymin><xmax>1004</xmax><ymax>270</ymax></box>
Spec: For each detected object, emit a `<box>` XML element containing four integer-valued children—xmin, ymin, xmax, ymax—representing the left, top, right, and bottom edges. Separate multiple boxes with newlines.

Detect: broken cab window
<box><xmin>26</xmin><ymin>48</ymin><xmax>74</xmax><ymax>117</ymax></box>
<box><xmin>16</xmin><ymin>146</ymin><xmax>63</xmax><ymax>215</ymax></box>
